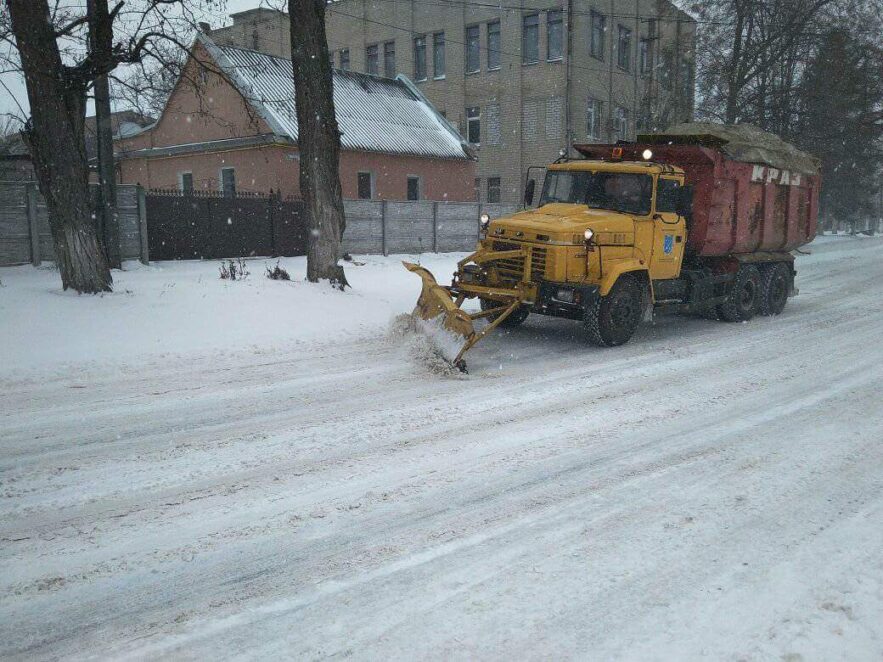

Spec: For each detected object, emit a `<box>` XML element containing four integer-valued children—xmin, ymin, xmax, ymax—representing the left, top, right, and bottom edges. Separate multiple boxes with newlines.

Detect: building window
<box><xmin>547</xmin><ymin>10</ymin><xmax>563</xmax><ymax>61</ymax></box>
<box><xmin>413</xmin><ymin>35</ymin><xmax>427</xmax><ymax>81</ymax></box>
<box><xmin>639</xmin><ymin>39</ymin><xmax>650</xmax><ymax>76</ymax></box>
<box><xmin>474</xmin><ymin>177</ymin><xmax>481</xmax><ymax>202</ymax></box>
<box><xmin>614</xmin><ymin>106</ymin><xmax>629</xmax><ymax>140</ymax></box>
<box><xmin>661</xmin><ymin>51</ymin><xmax>673</xmax><ymax>89</ymax></box>
<box><xmin>522</xmin><ymin>14</ymin><xmax>539</xmax><ymax>65</ymax></box>
<box><xmin>339</xmin><ymin>48</ymin><xmax>350</xmax><ymax>71</ymax></box>
<box><xmin>465</xmin><ymin>25</ymin><xmax>480</xmax><ymax>73</ymax></box>
<box><xmin>487</xmin><ymin>177</ymin><xmax>501</xmax><ymax>203</ymax></box>
<box><xmin>466</xmin><ymin>106</ymin><xmax>481</xmax><ymax>144</ymax></box>
<box><xmin>487</xmin><ymin>20</ymin><xmax>501</xmax><ymax>70</ymax></box>
<box><xmin>433</xmin><ymin>32</ymin><xmax>446</xmax><ymax>78</ymax></box>
<box><xmin>587</xmin><ymin>98</ymin><xmax>602</xmax><ymax>139</ymax></box>
<box><xmin>617</xmin><ymin>26</ymin><xmax>631</xmax><ymax>71</ymax></box>
<box><xmin>485</xmin><ymin>103</ymin><xmax>501</xmax><ymax>145</ymax></box>
<box><xmin>407</xmin><ymin>176</ymin><xmax>421</xmax><ymax>201</ymax></box>
<box><xmin>590</xmin><ymin>11</ymin><xmax>606</xmax><ymax>61</ymax></box>
<box><xmin>357</xmin><ymin>172</ymin><xmax>373</xmax><ymax>199</ymax></box>
<box><xmin>179</xmin><ymin>171</ymin><xmax>193</xmax><ymax>193</ymax></box>
<box><xmin>366</xmin><ymin>44</ymin><xmax>379</xmax><ymax>75</ymax></box>
<box><xmin>383</xmin><ymin>41</ymin><xmax>395</xmax><ymax>78</ymax></box>
<box><xmin>220</xmin><ymin>167</ymin><xmax>235</xmax><ymax>197</ymax></box>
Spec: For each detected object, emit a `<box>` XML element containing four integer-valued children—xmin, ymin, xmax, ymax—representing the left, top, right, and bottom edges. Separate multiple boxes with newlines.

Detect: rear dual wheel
<box><xmin>758</xmin><ymin>262</ymin><xmax>791</xmax><ymax>316</ymax></box>
<box><xmin>717</xmin><ymin>265</ymin><xmax>761</xmax><ymax>322</ymax></box>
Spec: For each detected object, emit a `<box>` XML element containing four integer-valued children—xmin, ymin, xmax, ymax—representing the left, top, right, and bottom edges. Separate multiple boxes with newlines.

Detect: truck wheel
<box><xmin>758</xmin><ymin>262</ymin><xmax>791</xmax><ymax>316</ymax></box>
<box><xmin>585</xmin><ymin>274</ymin><xmax>642</xmax><ymax>346</ymax></box>
<box><xmin>717</xmin><ymin>264</ymin><xmax>761</xmax><ymax>322</ymax></box>
<box><xmin>480</xmin><ymin>298</ymin><xmax>529</xmax><ymax>327</ymax></box>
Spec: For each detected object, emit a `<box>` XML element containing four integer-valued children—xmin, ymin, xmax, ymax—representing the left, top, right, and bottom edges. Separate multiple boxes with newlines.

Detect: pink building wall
<box><xmin>116</xmin><ymin>43</ymin><xmax>475</xmax><ymax>201</ymax></box>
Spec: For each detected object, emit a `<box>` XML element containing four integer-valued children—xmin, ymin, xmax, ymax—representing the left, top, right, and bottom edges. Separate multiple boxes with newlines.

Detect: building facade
<box><xmin>210</xmin><ymin>3</ymin><xmax>695</xmax><ymax>204</ymax></box>
<box><xmin>115</xmin><ymin>36</ymin><xmax>475</xmax><ymax>202</ymax></box>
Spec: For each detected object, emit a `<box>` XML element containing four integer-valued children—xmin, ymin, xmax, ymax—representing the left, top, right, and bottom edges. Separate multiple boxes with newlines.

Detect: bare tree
<box><xmin>3</xmin><ymin>0</ymin><xmax>223</xmax><ymax>293</ymax></box>
<box><xmin>288</xmin><ymin>0</ymin><xmax>348</xmax><ymax>289</ymax></box>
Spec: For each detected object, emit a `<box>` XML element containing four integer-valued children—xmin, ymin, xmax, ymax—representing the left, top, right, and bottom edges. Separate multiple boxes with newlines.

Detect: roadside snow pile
<box><xmin>0</xmin><ymin>253</ymin><xmax>467</xmax><ymax>377</ymax></box>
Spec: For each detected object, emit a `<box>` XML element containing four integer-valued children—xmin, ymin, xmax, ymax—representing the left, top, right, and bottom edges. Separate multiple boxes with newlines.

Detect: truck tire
<box><xmin>717</xmin><ymin>264</ymin><xmax>761</xmax><ymax>322</ymax></box>
<box><xmin>585</xmin><ymin>274</ymin><xmax>642</xmax><ymax>346</ymax></box>
<box><xmin>758</xmin><ymin>262</ymin><xmax>790</xmax><ymax>316</ymax></box>
<box><xmin>480</xmin><ymin>298</ymin><xmax>529</xmax><ymax>327</ymax></box>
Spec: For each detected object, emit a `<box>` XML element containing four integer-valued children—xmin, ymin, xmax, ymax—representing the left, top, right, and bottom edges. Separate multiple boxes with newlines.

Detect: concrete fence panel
<box><xmin>0</xmin><ymin>181</ymin><xmax>148</xmax><ymax>267</ymax></box>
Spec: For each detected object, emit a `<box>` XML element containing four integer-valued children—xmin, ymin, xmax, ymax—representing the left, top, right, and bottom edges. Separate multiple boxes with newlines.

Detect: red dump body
<box><xmin>574</xmin><ymin>143</ymin><xmax>820</xmax><ymax>257</ymax></box>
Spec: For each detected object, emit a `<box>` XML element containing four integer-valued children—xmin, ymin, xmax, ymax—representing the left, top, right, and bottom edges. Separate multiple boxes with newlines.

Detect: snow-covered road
<box><xmin>2</xmin><ymin>237</ymin><xmax>882</xmax><ymax>660</ymax></box>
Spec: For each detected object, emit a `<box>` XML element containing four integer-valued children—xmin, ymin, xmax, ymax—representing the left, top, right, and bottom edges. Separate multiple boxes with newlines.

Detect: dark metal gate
<box><xmin>145</xmin><ymin>189</ymin><xmax>309</xmax><ymax>260</ymax></box>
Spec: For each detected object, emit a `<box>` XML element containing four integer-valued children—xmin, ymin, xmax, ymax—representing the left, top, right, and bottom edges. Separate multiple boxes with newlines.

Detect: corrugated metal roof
<box><xmin>200</xmin><ymin>35</ymin><xmax>471</xmax><ymax>160</ymax></box>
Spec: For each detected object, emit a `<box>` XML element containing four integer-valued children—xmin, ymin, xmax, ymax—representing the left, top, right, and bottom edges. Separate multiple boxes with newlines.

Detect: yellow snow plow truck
<box><xmin>404</xmin><ymin>128</ymin><xmax>819</xmax><ymax>372</ymax></box>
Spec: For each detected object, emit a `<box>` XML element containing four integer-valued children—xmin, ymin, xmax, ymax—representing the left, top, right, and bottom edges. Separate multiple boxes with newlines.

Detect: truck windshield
<box><xmin>539</xmin><ymin>171</ymin><xmax>652</xmax><ymax>215</ymax></box>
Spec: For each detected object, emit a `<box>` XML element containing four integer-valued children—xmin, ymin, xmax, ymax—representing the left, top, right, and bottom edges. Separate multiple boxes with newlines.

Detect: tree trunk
<box><xmin>288</xmin><ymin>0</ymin><xmax>348</xmax><ymax>289</ymax></box>
<box><xmin>8</xmin><ymin>0</ymin><xmax>112</xmax><ymax>293</ymax></box>
<box><xmin>89</xmin><ymin>0</ymin><xmax>121</xmax><ymax>269</ymax></box>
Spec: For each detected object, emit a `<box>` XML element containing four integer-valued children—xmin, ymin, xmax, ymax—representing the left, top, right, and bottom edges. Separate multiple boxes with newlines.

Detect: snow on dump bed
<box><xmin>641</xmin><ymin>121</ymin><xmax>820</xmax><ymax>174</ymax></box>
<box><xmin>201</xmin><ymin>35</ymin><xmax>470</xmax><ymax>161</ymax></box>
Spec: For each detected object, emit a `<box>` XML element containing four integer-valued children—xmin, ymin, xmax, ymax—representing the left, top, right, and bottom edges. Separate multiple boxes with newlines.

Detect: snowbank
<box><xmin>0</xmin><ymin>253</ymin><xmax>466</xmax><ymax>376</ymax></box>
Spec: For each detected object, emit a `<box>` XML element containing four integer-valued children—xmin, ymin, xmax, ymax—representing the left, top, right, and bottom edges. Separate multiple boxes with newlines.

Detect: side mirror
<box><xmin>524</xmin><ymin>179</ymin><xmax>536</xmax><ymax>207</ymax></box>
<box><xmin>677</xmin><ymin>184</ymin><xmax>694</xmax><ymax>218</ymax></box>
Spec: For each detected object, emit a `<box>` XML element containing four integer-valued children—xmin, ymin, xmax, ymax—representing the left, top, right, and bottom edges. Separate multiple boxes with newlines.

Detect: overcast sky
<box><xmin>0</xmin><ymin>0</ymin><xmax>270</xmax><ymax>122</ymax></box>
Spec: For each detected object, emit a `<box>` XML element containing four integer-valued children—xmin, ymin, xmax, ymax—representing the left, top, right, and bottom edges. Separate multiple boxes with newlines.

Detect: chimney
<box><xmin>198</xmin><ymin>21</ymin><xmax>211</xmax><ymax>34</ymax></box>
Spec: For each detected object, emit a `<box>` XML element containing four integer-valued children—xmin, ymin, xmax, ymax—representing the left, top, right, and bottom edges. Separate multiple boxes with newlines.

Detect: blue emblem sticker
<box><xmin>663</xmin><ymin>234</ymin><xmax>674</xmax><ymax>254</ymax></box>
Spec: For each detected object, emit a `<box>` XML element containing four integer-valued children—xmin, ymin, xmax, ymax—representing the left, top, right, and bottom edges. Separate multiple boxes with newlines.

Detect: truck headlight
<box><xmin>642</xmin><ymin>149</ymin><xmax>653</xmax><ymax>160</ymax></box>
<box><xmin>583</xmin><ymin>228</ymin><xmax>594</xmax><ymax>242</ymax></box>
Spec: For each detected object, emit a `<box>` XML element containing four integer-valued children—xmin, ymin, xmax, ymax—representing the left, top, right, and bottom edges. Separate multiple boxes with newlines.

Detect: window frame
<box><xmin>178</xmin><ymin>171</ymin><xmax>194</xmax><ymax>194</ymax></box>
<box><xmin>487</xmin><ymin>20</ymin><xmax>501</xmax><ymax>70</ymax></box>
<box><xmin>522</xmin><ymin>13</ymin><xmax>540</xmax><ymax>65</ymax></box>
<box><xmin>339</xmin><ymin>48</ymin><xmax>350</xmax><ymax>71</ymax></box>
<box><xmin>590</xmin><ymin>10</ymin><xmax>606</xmax><ymax>61</ymax></box>
<box><xmin>383</xmin><ymin>40</ymin><xmax>396</xmax><ymax>78</ymax></box>
<box><xmin>220</xmin><ymin>167</ymin><xmax>235</xmax><ymax>197</ymax></box>
<box><xmin>655</xmin><ymin>177</ymin><xmax>682</xmax><ymax>214</ymax></box>
<box><xmin>466</xmin><ymin>106</ymin><xmax>481</xmax><ymax>145</ymax></box>
<box><xmin>413</xmin><ymin>35</ymin><xmax>427</xmax><ymax>81</ymax></box>
<box><xmin>433</xmin><ymin>32</ymin><xmax>446</xmax><ymax>79</ymax></box>
<box><xmin>357</xmin><ymin>171</ymin><xmax>374</xmax><ymax>200</ymax></box>
<box><xmin>639</xmin><ymin>38</ymin><xmax>650</xmax><ymax>76</ymax></box>
<box><xmin>406</xmin><ymin>175</ymin><xmax>421</xmax><ymax>201</ymax></box>
<box><xmin>487</xmin><ymin>176</ymin><xmax>501</xmax><ymax>204</ymax></box>
<box><xmin>614</xmin><ymin>105</ymin><xmax>629</xmax><ymax>140</ymax></box>
<box><xmin>546</xmin><ymin>9</ymin><xmax>563</xmax><ymax>61</ymax></box>
<box><xmin>465</xmin><ymin>24</ymin><xmax>480</xmax><ymax>74</ymax></box>
<box><xmin>365</xmin><ymin>43</ymin><xmax>379</xmax><ymax>76</ymax></box>
<box><xmin>617</xmin><ymin>25</ymin><xmax>632</xmax><ymax>71</ymax></box>
<box><xmin>586</xmin><ymin>97</ymin><xmax>602</xmax><ymax>140</ymax></box>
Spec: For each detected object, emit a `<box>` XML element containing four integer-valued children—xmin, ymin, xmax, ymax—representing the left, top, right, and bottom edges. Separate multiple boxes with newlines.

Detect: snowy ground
<box><xmin>1</xmin><ymin>236</ymin><xmax>882</xmax><ymax>660</ymax></box>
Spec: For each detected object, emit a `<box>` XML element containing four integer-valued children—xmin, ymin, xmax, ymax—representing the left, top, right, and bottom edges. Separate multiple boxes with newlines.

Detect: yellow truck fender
<box><xmin>598</xmin><ymin>260</ymin><xmax>652</xmax><ymax>298</ymax></box>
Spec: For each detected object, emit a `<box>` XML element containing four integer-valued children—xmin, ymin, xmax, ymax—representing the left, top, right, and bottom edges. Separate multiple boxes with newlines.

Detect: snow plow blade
<box><xmin>403</xmin><ymin>261</ymin><xmax>523</xmax><ymax>372</ymax></box>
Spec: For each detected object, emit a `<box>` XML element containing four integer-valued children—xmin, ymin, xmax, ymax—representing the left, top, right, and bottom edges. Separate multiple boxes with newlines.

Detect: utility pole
<box><xmin>88</xmin><ymin>0</ymin><xmax>121</xmax><ymax>268</ymax></box>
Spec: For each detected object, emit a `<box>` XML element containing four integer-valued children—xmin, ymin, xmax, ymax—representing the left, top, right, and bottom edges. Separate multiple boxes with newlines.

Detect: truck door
<box><xmin>649</xmin><ymin>177</ymin><xmax>687</xmax><ymax>280</ymax></box>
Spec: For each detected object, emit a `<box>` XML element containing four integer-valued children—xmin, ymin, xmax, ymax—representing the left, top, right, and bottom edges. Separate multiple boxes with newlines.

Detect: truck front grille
<box><xmin>492</xmin><ymin>241</ymin><xmax>548</xmax><ymax>283</ymax></box>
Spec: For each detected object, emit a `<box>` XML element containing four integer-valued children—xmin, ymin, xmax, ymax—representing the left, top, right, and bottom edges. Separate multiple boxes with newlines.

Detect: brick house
<box><xmin>115</xmin><ymin>34</ymin><xmax>476</xmax><ymax>201</ymax></box>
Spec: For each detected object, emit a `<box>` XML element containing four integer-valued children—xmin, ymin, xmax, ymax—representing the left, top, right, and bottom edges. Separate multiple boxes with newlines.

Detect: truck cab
<box><xmin>462</xmin><ymin>158</ymin><xmax>691</xmax><ymax>345</ymax></box>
